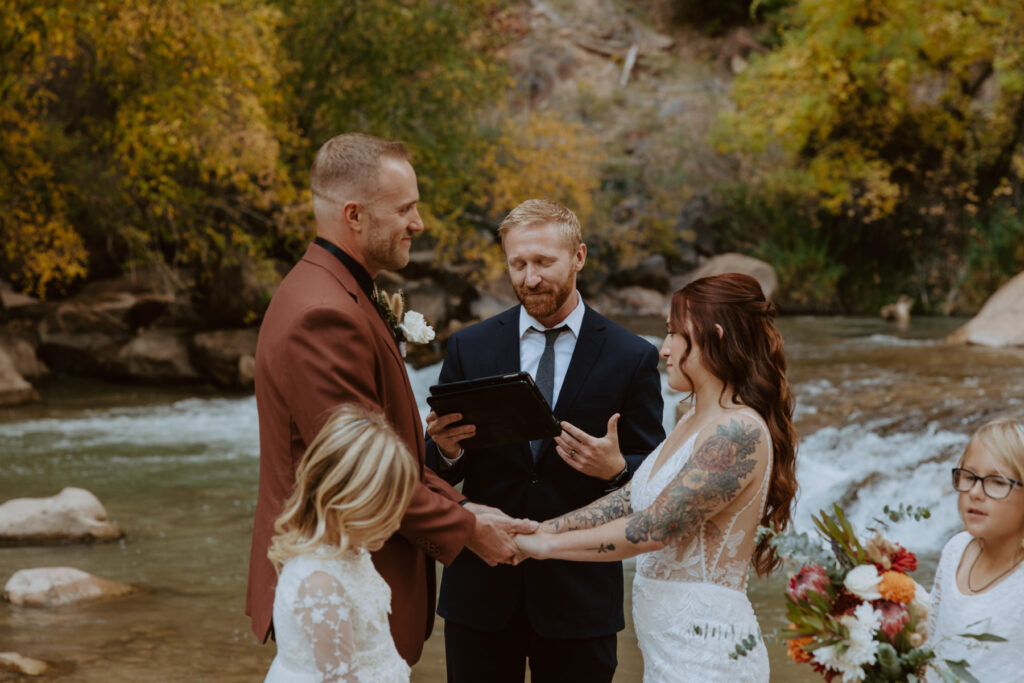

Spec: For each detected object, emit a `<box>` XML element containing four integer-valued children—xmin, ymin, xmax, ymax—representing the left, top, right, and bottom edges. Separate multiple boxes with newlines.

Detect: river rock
<box><xmin>4</xmin><ymin>567</ymin><xmax>134</xmax><ymax>607</ymax></box>
<box><xmin>191</xmin><ymin>329</ymin><xmax>258</xmax><ymax>390</ymax></box>
<box><xmin>0</xmin><ymin>348</ymin><xmax>38</xmax><ymax>407</ymax></box>
<box><xmin>880</xmin><ymin>294</ymin><xmax>914</xmax><ymax>326</ymax></box>
<box><xmin>947</xmin><ymin>271</ymin><xmax>1024</xmax><ymax>347</ymax></box>
<box><xmin>0</xmin><ymin>324</ymin><xmax>48</xmax><ymax>379</ymax></box>
<box><xmin>0</xmin><ymin>487</ymin><xmax>123</xmax><ymax>544</ymax></box>
<box><xmin>108</xmin><ymin>329</ymin><xmax>200</xmax><ymax>382</ymax></box>
<box><xmin>0</xmin><ymin>652</ymin><xmax>49</xmax><ymax>676</ymax></box>
<box><xmin>591</xmin><ymin>286</ymin><xmax>668</xmax><ymax>317</ymax></box>
<box><xmin>0</xmin><ymin>280</ymin><xmax>39</xmax><ymax>311</ymax></box>
<box><xmin>610</xmin><ymin>255</ymin><xmax>671</xmax><ymax>292</ymax></box>
<box><xmin>671</xmin><ymin>253</ymin><xmax>778</xmax><ymax>301</ymax></box>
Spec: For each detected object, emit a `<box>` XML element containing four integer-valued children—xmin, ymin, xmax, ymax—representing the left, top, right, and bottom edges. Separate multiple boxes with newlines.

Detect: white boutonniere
<box><xmin>373</xmin><ymin>286</ymin><xmax>435</xmax><ymax>345</ymax></box>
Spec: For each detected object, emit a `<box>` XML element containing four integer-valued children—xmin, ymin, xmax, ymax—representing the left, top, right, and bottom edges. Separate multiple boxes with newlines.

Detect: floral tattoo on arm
<box><xmin>624</xmin><ymin>419</ymin><xmax>760</xmax><ymax>546</ymax></box>
<box><xmin>548</xmin><ymin>483</ymin><xmax>633</xmax><ymax>532</ymax></box>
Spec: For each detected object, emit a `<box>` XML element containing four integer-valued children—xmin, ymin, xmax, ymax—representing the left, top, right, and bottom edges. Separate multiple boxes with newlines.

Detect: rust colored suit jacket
<box><xmin>245</xmin><ymin>242</ymin><xmax>475</xmax><ymax>664</ymax></box>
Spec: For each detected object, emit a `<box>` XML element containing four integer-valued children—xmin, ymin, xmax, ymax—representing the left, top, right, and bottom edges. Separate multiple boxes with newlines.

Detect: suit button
<box><xmin>531</xmin><ymin>478</ymin><xmax>539</xmax><ymax>484</ymax></box>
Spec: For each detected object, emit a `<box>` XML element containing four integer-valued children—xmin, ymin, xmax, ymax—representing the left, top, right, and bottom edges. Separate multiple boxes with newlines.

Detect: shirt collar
<box><xmin>313</xmin><ymin>236</ymin><xmax>375</xmax><ymax>302</ymax></box>
<box><xmin>519</xmin><ymin>291</ymin><xmax>585</xmax><ymax>339</ymax></box>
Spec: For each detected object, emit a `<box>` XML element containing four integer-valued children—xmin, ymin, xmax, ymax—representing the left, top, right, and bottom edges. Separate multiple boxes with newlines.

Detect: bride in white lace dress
<box><xmin>265</xmin><ymin>404</ymin><xmax>418</xmax><ymax>683</ymax></box>
<box><xmin>515</xmin><ymin>273</ymin><xmax>798</xmax><ymax>682</ymax></box>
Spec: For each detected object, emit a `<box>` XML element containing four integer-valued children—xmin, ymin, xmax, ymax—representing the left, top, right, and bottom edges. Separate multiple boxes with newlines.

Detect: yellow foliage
<box><xmin>479</xmin><ymin>112</ymin><xmax>600</xmax><ymax>222</ymax></box>
<box><xmin>0</xmin><ymin>0</ymin><xmax>297</xmax><ymax>297</ymax></box>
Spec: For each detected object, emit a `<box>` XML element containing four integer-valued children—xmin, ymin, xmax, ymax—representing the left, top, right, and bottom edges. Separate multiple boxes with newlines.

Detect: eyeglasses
<box><xmin>951</xmin><ymin>467</ymin><xmax>1023</xmax><ymax>500</ymax></box>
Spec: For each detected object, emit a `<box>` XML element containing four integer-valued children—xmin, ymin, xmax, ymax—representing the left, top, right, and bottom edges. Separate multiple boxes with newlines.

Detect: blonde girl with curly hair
<box><xmin>265</xmin><ymin>404</ymin><xmax>417</xmax><ymax>683</ymax></box>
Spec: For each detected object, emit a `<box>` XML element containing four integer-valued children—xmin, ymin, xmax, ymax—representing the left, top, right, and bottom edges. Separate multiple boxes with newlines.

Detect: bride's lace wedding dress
<box><xmin>265</xmin><ymin>547</ymin><xmax>410</xmax><ymax>683</ymax></box>
<box><xmin>630</xmin><ymin>409</ymin><xmax>772</xmax><ymax>682</ymax></box>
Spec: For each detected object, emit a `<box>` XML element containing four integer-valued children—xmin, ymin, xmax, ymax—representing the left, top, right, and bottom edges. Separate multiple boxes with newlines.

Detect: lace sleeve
<box><xmin>295</xmin><ymin>570</ymin><xmax>357</xmax><ymax>683</ymax></box>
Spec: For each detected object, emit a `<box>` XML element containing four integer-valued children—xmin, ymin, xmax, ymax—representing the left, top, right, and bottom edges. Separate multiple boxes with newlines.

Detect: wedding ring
<box><xmin>570</xmin><ymin>450</ymin><xmax>576</xmax><ymax>457</ymax></box>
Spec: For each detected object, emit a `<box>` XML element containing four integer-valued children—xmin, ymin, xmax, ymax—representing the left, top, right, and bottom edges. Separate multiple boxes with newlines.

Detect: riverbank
<box><xmin>3</xmin><ymin>316</ymin><xmax>1023</xmax><ymax>680</ymax></box>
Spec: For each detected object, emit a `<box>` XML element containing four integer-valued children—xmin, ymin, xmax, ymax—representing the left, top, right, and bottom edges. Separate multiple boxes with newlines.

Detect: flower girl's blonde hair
<box><xmin>960</xmin><ymin>418</ymin><xmax>1024</xmax><ymax>483</ymax></box>
<box><xmin>268</xmin><ymin>403</ymin><xmax>417</xmax><ymax>571</ymax></box>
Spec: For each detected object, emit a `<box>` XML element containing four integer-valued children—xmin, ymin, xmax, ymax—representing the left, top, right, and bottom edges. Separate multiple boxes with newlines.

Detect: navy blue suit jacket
<box><xmin>425</xmin><ymin>304</ymin><xmax>665</xmax><ymax>639</ymax></box>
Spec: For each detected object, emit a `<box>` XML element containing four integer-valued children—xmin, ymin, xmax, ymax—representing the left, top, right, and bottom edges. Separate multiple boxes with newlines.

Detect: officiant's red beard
<box><xmin>514</xmin><ymin>271</ymin><xmax>576</xmax><ymax>320</ymax></box>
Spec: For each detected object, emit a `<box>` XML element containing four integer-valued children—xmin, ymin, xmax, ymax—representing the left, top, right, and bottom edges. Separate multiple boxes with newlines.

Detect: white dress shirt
<box><xmin>439</xmin><ymin>293</ymin><xmax>585</xmax><ymax>466</ymax></box>
<box><xmin>518</xmin><ymin>293</ymin><xmax>585</xmax><ymax>409</ymax></box>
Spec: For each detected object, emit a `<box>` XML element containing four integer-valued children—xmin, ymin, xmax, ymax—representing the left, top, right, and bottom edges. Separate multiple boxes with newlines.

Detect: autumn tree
<box><xmin>0</xmin><ymin>0</ymin><xmax>297</xmax><ymax>297</ymax></box>
<box><xmin>715</xmin><ymin>0</ymin><xmax>1024</xmax><ymax>310</ymax></box>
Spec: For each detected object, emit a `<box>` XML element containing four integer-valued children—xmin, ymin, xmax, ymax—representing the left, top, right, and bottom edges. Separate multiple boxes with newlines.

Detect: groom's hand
<box><xmin>555</xmin><ymin>414</ymin><xmax>627</xmax><ymax>481</ymax></box>
<box><xmin>464</xmin><ymin>503</ymin><xmax>538</xmax><ymax>566</ymax></box>
<box><xmin>426</xmin><ymin>411</ymin><xmax>475</xmax><ymax>460</ymax></box>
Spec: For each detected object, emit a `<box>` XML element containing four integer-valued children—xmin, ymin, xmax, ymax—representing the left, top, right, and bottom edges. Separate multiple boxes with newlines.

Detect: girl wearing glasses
<box><xmin>927</xmin><ymin>418</ymin><xmax>1024</xmax><ymax>682</ymax></box>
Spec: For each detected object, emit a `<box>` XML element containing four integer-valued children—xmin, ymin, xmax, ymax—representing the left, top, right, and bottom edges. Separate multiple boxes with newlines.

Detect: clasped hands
<box><xmin>462</xmin><ymin>502</ymin><xmax>556</xmax><ymax>566</ymax></box>
<box><xmin>429</xmin><ymin>410</ymin><xmax>625</xmax><ymax>566</ymax></box>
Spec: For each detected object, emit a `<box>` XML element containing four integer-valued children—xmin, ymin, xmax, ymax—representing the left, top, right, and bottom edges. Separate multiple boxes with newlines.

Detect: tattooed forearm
<box><xmin>585</xmin><ymin>543</ymin><xmax>616</xmax><ymax>554</ymax></box>
<box><xmin>548</xmin><ymin>483</ymin><xmax>632</xmax><ymax>532</ymax></box>
<box><xmin>625</xmin><ymin>419</ymin><xmax>760</xmax><ymax>545</ymax></box>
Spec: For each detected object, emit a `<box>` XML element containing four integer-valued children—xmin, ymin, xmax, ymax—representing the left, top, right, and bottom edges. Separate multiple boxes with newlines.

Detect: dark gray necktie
<box><xmin>530</xmin><ymin>326</ymin><xmax>567</xmax><ymax>459</ymax></box>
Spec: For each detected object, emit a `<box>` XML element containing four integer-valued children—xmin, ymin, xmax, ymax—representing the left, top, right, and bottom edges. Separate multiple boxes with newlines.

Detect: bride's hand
<box><xmin>513</xmin><ymin>531</ymin><xmax>552</xmax><ymax>563</ymax></box>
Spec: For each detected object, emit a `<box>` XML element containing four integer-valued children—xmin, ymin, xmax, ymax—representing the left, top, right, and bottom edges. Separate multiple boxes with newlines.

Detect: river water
<box><xmin>1</xmin><ymin>316</ymin><xmax>1022</xmax><ymax>681</ymax></box>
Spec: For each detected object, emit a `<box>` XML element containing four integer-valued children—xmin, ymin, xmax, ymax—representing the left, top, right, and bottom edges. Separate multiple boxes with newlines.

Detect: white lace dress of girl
<box><xmin>629</xmin><ymin>409</ymin><xmax>772</xmax><ymax>683</ymax></box>
<box><xmin>265</xmin><ymin>547</ymin><xmax>410</xmax><ymax>683</ymax></box>
<box><xmin>925</xmin><ymin>531</ymin><xmax>1024</xmax><ymax>683</ymax></box>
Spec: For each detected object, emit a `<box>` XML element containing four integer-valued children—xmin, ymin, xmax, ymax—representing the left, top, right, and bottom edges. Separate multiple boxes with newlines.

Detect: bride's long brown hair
<box><xmin>670</xmin><ymin>273</ymin><xmax>798</xmax><ymax>576</ymax></box>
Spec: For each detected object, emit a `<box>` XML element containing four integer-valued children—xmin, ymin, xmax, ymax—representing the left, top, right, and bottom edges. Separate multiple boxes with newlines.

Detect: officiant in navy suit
<box><xmin>425</xmin><ymin>199</ymin><xmax>665</xmax><ymax>683</ymax></box>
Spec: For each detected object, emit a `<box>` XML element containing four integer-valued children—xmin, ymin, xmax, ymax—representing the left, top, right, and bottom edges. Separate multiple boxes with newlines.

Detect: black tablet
<box><xmin>426</xmin><ymin>372</ymin><xmax>561</xmax><ymax>449</ymax></box>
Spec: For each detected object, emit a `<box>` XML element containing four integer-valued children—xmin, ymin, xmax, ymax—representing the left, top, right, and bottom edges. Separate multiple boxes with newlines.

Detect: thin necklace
<box><xmin>967</xmin><ymin>538</ymin><xmax>1024</xmax><ymax>593</ymax></box>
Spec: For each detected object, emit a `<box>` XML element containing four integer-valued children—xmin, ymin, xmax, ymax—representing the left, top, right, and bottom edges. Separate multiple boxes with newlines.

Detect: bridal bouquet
<box><xmin>765</xmin><ymin>505</ymin><xmax>976</xmax><ymax>683</ymax></box>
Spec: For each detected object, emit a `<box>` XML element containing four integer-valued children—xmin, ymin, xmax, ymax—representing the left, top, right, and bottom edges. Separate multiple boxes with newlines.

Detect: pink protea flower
<box><xmin>873</xmin><ymin>600</ymin><xmax>910</xmax><ymax>641</ymax></box>
<box><xmin>787</xmin><ymin>563</ymin><xmax>832</xmax><ymax>603</ymax></box>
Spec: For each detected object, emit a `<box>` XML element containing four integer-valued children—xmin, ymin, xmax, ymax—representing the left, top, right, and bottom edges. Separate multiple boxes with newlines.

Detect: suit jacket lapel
<box><xmin>303</xmin><ymin>244</ymin><xmax>423</xmax><ymax>455</ymax></box>
<box><xmin>304</xmin><ymin>244</ymin><xmax>406</xmax><ymax>370</ymax></box>
<box><xmin>553</xmin><ymin>305</ymin><xmax>606</xmax><ymax>419</ymax></box>
<box><xmin>493</xmin><ymin>307</ymin><xmax>522</xmax><ymax>376</ymax></box>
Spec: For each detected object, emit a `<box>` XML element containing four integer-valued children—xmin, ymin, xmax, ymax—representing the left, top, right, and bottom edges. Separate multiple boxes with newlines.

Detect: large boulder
<box><xmin>671</xmin><ymin>253</ymin><xmax>779</xmax><ymax>301</ymax></box>
<box><xmin>108</xmin><ymin>329</ymin><xmax>200</xmax><ymax>382</ymax></box>
<box><xmin>590</xmin><ymin>286</ymin><xmax>668</xmax><ymax>317</ymax></box>
<box><xmin>0</xmin><ymin>348</ymin><xmax>38</xmax><ymax>407</ymax></box>
<box><xmin>0</xmin><ymin>652</ymin><xmax>49</xmax><ymax>676</ymax></box>
<box><xmin>948</xmin><ymin>271</ymin><xmax>1024</xmax><ymax>347</ymax></box>
<box><xmin>609</xmin><ymin>255</ymin><xmax>672</xmax><ymax>292</ymax></box>
<box><xmin>0</xmin><ymin>487</ymin><xmax>123</xmax><ymax>545</ymax></box>
<box><xmin>4</xmin><ymin>567</ymin><xmax>134</xmax><ymax>607</ymax></box>
<box><xmin>0</xmin><ymin>324</ymin><xmax>48</xmax><ymax>379</ymax></box>
<box><xmin>35</xmin><ymin>270</ymin><xmax>190</xmax><ymax>376</ymax></box>
<box><xmin>191</xmin><ymin>329</ymin><xmax>259</xmax><ymax>390</ymax></box>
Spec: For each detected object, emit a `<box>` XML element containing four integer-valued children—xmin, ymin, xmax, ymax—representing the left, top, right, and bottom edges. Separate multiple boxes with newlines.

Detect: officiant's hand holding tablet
<box><xmin>426</xmin><ymin>372</ymin><xmax>562</xmax><ymax>450</ymax></box>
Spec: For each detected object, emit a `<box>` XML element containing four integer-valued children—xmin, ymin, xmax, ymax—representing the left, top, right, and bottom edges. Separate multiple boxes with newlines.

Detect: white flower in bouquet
<box><xmin>812</xmin><ymin>603</ymin><xmax>881</xmax><ymax>683</ymax></box>
<box><xmin>843</xmin><ymin>564</ymin><xmax>882</xmax><ymax>601</ymax></box>
<box><xmin>399</xmin><ymin>311</ymin><xmax>435</xmax><ymax>344</ymax></box>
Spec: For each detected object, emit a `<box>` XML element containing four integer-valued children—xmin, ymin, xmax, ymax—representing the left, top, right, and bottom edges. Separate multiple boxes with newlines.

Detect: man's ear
<box><xmin>342</xmin><ymin>201</ymin><xmax>362</xmax><ymax>232</ymax></box>
<box><xmin>714</xmin><ymin>323</ymin><xmax>724</xmax><ymax>340</ymax></box>
<box><xmin>574</xmin><ymin>243</ymin><xmax>587</xmax><ymax>271</ymax></box>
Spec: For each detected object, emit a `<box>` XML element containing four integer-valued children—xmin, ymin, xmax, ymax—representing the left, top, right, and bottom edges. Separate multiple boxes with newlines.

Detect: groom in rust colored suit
<box><xmin>246</xmin><ymin>133</ymin><xmax>533</xmax><ymax>664</ymax></box>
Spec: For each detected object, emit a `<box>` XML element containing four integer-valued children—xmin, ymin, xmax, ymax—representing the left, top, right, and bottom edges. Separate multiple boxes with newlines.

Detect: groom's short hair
<box><xmin>310</xmin><ymin>133</ymin><xmax>408</xmax><ymax>203</ymax></box>
<box><xmin>498</xmin><ymin>199</ymin><xmax>582</xmax><ymax>252</ymax></box>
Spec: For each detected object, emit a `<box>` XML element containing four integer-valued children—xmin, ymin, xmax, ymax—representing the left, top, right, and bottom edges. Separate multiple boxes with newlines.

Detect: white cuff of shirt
<box><xmin>438</xmin><ymin>449</ymin><xmax>464</xmax><ymax>469</ymax></box>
